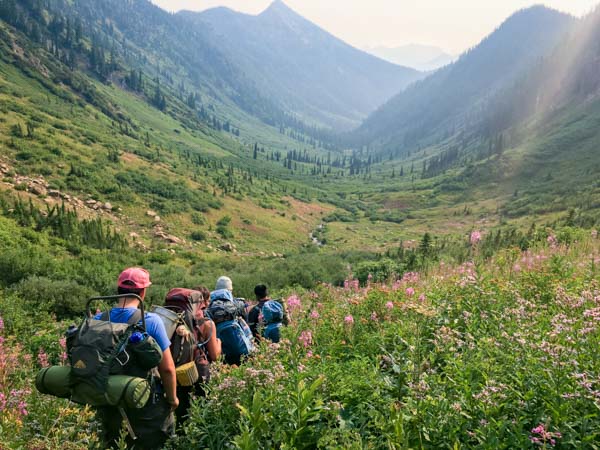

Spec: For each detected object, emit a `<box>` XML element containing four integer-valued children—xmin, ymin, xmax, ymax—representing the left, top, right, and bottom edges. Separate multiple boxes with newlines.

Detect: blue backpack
<box><xmin>261</xmin><ymin>300</ymin><xmax>284</xmax><ymax>343</ymax></box>
<box><xmin>261</xmin><ymin>300</ymin><xmax>284</xmax><ymax>324</ymax></box>
<box><xmin>207</xmin><ymin>289</ymin><xmax>254</xmax><ymax>365</ymax></box>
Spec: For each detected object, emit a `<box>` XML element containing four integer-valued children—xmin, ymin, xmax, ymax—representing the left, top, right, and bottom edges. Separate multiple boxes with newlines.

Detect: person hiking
<box><xmin>248</xmin><ymin>284</ymin><xmax>288</xmax><ymax>343</ymax></box>
<box><xmin>97</xmin><ymin>267</ymin><xmax>178</xmax><ymax>449</ymax></box>
<box><xmin>192</xmin><ymin>286</ymin><xmax>221</xmax><ymax>388</ymax></box>
<box><xmin>207</xmin><ymin>276</ymin><xmax>254</xmax><ymax>365</ymax></box>
<box><xmin>168</xmin><ymin>286</ymin><xmax>221</xmax><ymax>423</ymax></box>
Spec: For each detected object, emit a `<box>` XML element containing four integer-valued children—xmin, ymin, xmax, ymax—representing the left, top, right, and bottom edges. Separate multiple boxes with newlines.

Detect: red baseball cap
<box><xmin>118</xmin><ymin>267</ymin><xmax>152</xmax><ymax>289</ymax></box>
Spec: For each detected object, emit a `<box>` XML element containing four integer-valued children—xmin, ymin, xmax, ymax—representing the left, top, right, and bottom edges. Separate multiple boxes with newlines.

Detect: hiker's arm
<box><xmin>202</xmin><ymin>320</ymin><xmax>221</xmax><ymax>362</ymax></box>
<box><xmin>281</xmin><ymin>301</ymin><xmax>290</xmax><ymax>326</ymax></box>
<box><xmin>158</xmin><ymin>348</ymin><xmax>179</xmax><ymax>410</ymax></box>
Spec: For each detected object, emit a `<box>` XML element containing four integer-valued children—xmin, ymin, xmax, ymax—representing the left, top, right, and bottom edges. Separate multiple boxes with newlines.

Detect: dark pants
<box><xmin>174</xmin><ymin>364</ymin><xmax>210</xmax><ymax>426</ymax></box>
<box><xmin>98</xmin><ymin>394</ymin><xmax>174</xmax><ymax>449</ymax></box>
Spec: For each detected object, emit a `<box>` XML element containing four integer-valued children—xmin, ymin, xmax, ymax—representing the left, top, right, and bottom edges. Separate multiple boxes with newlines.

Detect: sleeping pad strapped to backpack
<box><xmin>206</xmin><ymin>289</ymin><xmax>254</xmax><ymax>365</ymax></box>
<box><xmin>35</xmin><ymin>295</ymin><xmax>163</xmax><ymax>409</ymax></box>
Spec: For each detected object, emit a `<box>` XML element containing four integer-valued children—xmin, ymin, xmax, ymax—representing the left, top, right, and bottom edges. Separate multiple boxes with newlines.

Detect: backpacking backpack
<box><xmin>260</xmin><ymin>300</ymin><xmax>284</xmax><ymax>343</ymax></box>
<box><xmin>162</xmin><ymin>288</ymin><xmax>201</xmax><ymax>367</ymax></box>
<box><xmin>63</xmin><ymin>295</ymin><xmax>162</xmax><ymax>407</ymax></box>
<box><xmin>207</xmin><ymin>289</ymin><xmax>254</xmax><ymax>365</ymax></box>
<box><xmin>261</xmin><ymin>300</ymin><xmax>284</xmax><ymax>324</ymax></box>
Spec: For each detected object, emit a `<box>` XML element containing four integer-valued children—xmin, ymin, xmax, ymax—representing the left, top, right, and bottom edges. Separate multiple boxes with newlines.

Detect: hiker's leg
<box><xmin>174</xmin><ymin>385</ymin><xmax>192</xmax><ymax>425</ymax></box>
<box><xmin>129</xmin><ymin>396</ymin><xmax>175</xmax><ymax>450</ymax></box>
<box><xmin>97</xmin><ymin>406</ymin><xmax>122</xmax><ymax>449</ymax></box>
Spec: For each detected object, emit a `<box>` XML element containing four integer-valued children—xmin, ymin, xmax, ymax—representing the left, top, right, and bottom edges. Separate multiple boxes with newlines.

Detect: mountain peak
<box><xmin>261</xmin><ymin>0</ymin><xmax>296</xmax><ymax>17</ymax></box>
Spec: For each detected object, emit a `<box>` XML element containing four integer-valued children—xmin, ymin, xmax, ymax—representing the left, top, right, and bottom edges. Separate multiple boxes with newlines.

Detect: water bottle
<box><xmin>129</xmin><ymin>331</ymin><xmax>145</xmax><ymax>344</ymax></box>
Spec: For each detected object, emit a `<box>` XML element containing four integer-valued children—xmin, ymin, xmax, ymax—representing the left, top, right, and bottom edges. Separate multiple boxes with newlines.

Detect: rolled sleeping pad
<box><xmin>71</xmin><ymin>375</ymin><xmax>151</xmax><ymax>409</ymax></box>
<box><xmin>36</xmin><ymin>365</ymin><xmax>71</xmax><ymax>398</ymax></box>
<box><xmin>36</xmin><ymin>366</ymin><xmax>151</xmax><ymax>409</ymax></box>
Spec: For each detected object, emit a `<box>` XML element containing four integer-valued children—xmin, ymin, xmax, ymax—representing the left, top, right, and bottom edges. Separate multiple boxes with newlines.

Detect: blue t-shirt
<box><xmin>95</xmin><ymin>308</ymin><xmax>171</xmax><ymax>351</ymax></box>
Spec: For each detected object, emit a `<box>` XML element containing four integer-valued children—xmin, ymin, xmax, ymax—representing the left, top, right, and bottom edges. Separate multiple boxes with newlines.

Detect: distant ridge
<box><xmin>365</xmin><ymin>44</ymin><xmax>456</xmax><ymax>71</ymax></box>
<box><xmin>351</xmin><ymin>6</ymin><xmax>575</xmax><ymax>151</ymax></box>
<box><xmin>179</xmin><ymin>1</ymin><xmax>423</xmax><ymax>130</ymax></box>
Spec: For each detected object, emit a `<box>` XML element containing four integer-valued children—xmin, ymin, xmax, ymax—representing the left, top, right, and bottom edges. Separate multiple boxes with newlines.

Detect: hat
<box><xmin>118</xmin><ymin>267</ymin><xmax>152</xmax><ymax>289</ymax></box>
<box><xmin>215</xmin><ymin>276</ymin><xmax>233</xmax><ymax>291</ymax></box>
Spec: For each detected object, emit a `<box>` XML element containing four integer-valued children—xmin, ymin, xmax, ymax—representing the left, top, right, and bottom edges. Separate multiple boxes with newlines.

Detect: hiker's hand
<box><xmin>168</xmin><ymin>397</ymin><xmax>179</xmax><ymax>411</ymax></box>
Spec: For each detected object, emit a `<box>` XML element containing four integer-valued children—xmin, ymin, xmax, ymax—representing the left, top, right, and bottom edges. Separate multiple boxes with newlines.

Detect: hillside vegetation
<box><xmin>0</xmin><ymin>0</ymin><xmax>600</xmax><ymax>447</ymax></box>
<box><xmin>1</xmin><ymin>228</ymin><xmax>599</xmax><ymax>448</ymax></box>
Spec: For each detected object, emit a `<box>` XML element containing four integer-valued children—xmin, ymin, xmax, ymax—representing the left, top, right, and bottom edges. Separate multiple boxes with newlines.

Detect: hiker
<box><xmin>97</xmin><ymin>268</ymin><xmax>178</xmax><ymax>449</ymax></box>
<box><xmin>248</xmin><ymin>284</ymin><xmax>288</xmax><ymax>343</ymax></box>
<box><xmin>214</xmin><ymin>275</ymin><xmax>249</xmax><ymax>320</ymax></box>
<box><xmin>164</xmin><ymin>286</ymin><xmax>221</xmax><ymax>423</ymax></box>
<box><xmin>207</xmin><ymin>276</ymin><xmax>254</xmax><ymax>365</ymax></box>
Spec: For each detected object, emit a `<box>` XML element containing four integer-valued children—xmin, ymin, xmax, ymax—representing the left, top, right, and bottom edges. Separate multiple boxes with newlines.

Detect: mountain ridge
<box><xmin>180</xmin><ymin>1</ymin><xmax>423</xmax><ymax>130</ymax></box>
<box><xmin>365</xmin><ymin>44</ymin><xmax>455</xmax><ymax>71</ymax></box>
<box><xmin>351</xmin><ymin>5</ymin><xmax>576</xmax><ymax>152</ymax></box>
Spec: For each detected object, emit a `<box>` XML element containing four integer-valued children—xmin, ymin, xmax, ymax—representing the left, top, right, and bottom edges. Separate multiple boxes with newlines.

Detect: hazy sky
<box><xmin>150</xmin><ymin>0</ymin><xmax>598</xmax><ymax>54</ymax></box>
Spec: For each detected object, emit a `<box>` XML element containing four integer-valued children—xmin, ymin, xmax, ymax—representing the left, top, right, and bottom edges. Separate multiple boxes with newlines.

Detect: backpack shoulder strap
<box><xmin>127</xmin><ymin>309</ymin><xmax>143</xmax><ymax>326</ymax></box>
<box><xmin>98</xmin><ymin>309</ymin><xmax>142</xmax><ymax>326</ymax></box>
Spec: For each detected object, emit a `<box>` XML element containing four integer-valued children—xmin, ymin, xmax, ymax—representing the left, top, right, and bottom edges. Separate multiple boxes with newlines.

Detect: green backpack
<box><xmin>36</xmin><ymin>295</ymin><xmax>162</xmax><ymax>409</ymax></box>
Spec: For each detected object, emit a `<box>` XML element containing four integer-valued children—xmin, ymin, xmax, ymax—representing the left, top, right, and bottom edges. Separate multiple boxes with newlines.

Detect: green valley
<box><xmin>0</xmin><ymin>0</ymin><xmax>599</xmax><ymax>447</ymax></box>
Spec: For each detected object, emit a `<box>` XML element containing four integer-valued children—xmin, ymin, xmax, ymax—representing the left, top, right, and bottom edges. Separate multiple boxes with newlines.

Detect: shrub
<box><xmin>190</xmin><ymin>230</ymin><xmax>207</xmax><ymax>241</ymax></box>
<box><xmin>11</xmin><ymin>276</ymin><xmax>97</xmax><ymax>319</ymax></box>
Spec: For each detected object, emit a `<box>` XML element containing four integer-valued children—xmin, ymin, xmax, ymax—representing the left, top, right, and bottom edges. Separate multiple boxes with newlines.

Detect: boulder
<box><xmin>154</xmin><ymin>230</ymin><xmax>182</xmax><ymax>245</ymax></box>
<box><xmin>103</xmin><ymin>202</ymin><xmax>113</xmax><ymax>211</ymax></box>
<box><xmin>220</xmin><ymin>242</ymin><xmax>235</xmax><ymax>252</ymax></box>
<box><xmin>146</xmin><ymin>210</ymin><xmax>157</xmax><ymax>217</ymax></box>
<box><xmin>29</xmin><ymin>184</ymin><xmax>47</xmax><ymax>196</ymax></box>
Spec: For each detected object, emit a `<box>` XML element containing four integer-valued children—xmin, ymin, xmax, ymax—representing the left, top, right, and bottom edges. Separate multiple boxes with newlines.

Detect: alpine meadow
<box><xmin>0</xmin><ymin>0</ymin><xmax>599</xmax><ymax>448</ymax></box>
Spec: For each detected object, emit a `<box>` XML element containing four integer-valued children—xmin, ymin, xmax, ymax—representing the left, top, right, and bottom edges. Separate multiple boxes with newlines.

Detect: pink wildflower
<box><xmin>298</xmin><ymin>330</ymin><xmax>312</xmax><ymax>348</ymax></box>
<box><xmin>405</xmin><ymin>287</ymin><xmax>415</xmax><ymax>297</ymax></box>
<box><xmin>310</xmin><ymin>310</ymin><xmax>320</xmax><ymax>319</ymax></box>
<box><xmin>370</xmin><ymin>312</ymin><xmax>378</xmax><ymax>321</ymax></box>
<box><xmin>547</xmin><ymin>234</ymin><xmax>558</xmax><ymax>248</ymax></box>
<box><xmin>385</xmin><ymin>301</ymin><xmax>394</xmax><ymax>310</ymax></box>
<box><xmin>286</xmin><ymin>295</ymin><xmax>302</xmax><ymax>312</ymax></box>
<box><xmin>37</xmin><ymin>348</ymin><xmax>49</xmax><ymax>368</ymax></box>
<box><xmin>418</xmin><ymin>293</ymin><xmax>426</xmax><ymax>302</ymax></box>
<box><xmin>470</xmin><ymin>230</ymin><xmax>482</xmax><ymax>245</ymax></box>
<box><xmin>530</xmin><ymin>424</ymin><xmax>561</xmax><ymax>447</ymax></box>
<box><xmin>0</xmin><ymin>315</ymin><xmax>4</xmax><ymax>331</ymax></box>
<box><xmin>344</xmin><ymin>315</ymin><xmax>354</xmax><ymax>324</ymax></box>
<box><xmin>402</xmin><ymin>272</ymin><xmax>420</xmax><ymax>283</ymax></box>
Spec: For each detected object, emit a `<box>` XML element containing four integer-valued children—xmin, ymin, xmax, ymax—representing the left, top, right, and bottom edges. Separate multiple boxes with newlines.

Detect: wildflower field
<box><xmin>1</xmin><ymin>230</ymin><xmax>600</xmax><ymax>448</ymax></box>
